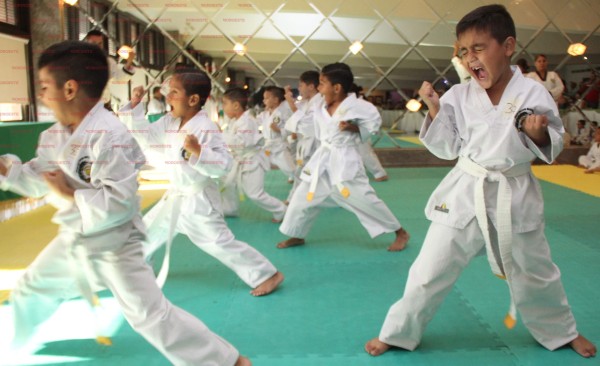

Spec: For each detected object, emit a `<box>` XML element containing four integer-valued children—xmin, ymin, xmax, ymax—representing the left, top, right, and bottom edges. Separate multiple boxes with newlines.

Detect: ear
<box><xmin>63</xmin><ymin>79</ymin><xmax>79</xmax><ymax>101</ymax></box>
<box><xmin>334</xmin><ymin>83</ymin><xmax>342</xmax><ymax>94</ymax></box>
<box><xmin>188</xmin><ymin>94</ymin><xmax>200</xmax><ymax>108</ymax></box>
<box><xmin>504</xmin><ymin>36</ymin><xmax>516</xmax><ymax>57</ymax></box>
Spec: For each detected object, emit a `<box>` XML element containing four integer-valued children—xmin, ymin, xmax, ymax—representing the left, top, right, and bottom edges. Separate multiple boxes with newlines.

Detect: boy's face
<box><xmin>166</xmin><ymin>77</ymin><xmax>195</xmax><ymax>118</ymax></box>
<box><xmin>298</xmin><ymin>81</ymin><xmax>312</xmax><ymax>99</ymax></box>
<box><xmin>263</xmin><ymin>90</ymin><xmax>279</xmax><ymax>110</ymax></box>
<box><xmin>318</xmin><ymin>75</ymin><xmax>336</xmax><ymax>105</ymax></box>
<box><xmin>222</xmin><ymin>96</ymin><xmax>239</xmax><ymax>119</ymax></box>
<box><xmin>86</xmin><ymin>35</ymin><xmax>104</xmax><ymax>50</ymax></box>
<box><xmin>594</xmin><ymin>128</ymin><xmax>600</xmax><ymax>143</ymax></box>
<box><xmin>457</xmin><ymin>28</ymin><xmax>514</xmax><ymax>91</ymax></box>
<box><xmin>38</xmin><ymin>66</ymin><xmax>69</xmax><ymax>126</ymax></box>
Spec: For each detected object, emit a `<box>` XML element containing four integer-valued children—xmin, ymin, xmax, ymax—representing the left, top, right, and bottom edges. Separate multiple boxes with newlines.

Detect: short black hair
<box><xmin>38</xmin><ymin>41</ymin><xmax>108</xmax><ymax>99</ymax></box>
<box><xmin>321</xmin><ymin>62</ymin><xmax>353</xmax><ymax>93</ymax></box>
<box><xmin>173</xmin><ymin>72</ymin><xmax>212</xmax><ymax>108</ymax></box>
<box><xmin>456</xmin><ymin>4</ymin><xmax>516</xmax><ymax>45</ymax></box>
<box><xmin>535</xmin><ymin>54</ymin><xmax>547</xmax><ymax>61</ymax></box>
<box><xmin>152</xmin><ymin>86</ymin><xmax>161</xmax><ymax>94</ymax></box>
<box><xmin>224</xmin><ymin>87</ymin><xmax>249</xmax><ymax>109</ymax></box>
<box><xmin>516</xmin><ymin>58</ymin><xmax>529</xmax><ymax>72</ymax></box>
<box><xmin>84</xmin><ymin>29</ymin><xmax>105</xmax><ymax>40</ymax></box>
<box><xmin>299</xmin><ymin>70</ymin><xmax>320</xmax><ymax>88</ymax></box>
<box><xmin>263</xmin><ymin>85</ymin><xmax>285</xmax><ymax>102</ymax></box>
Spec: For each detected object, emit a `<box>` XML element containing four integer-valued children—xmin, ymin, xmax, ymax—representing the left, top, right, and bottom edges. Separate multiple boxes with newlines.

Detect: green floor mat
<box><xmin>6</xmin><ymin>167</ymin><xmax>599</xmax><ymax>366</ymax></box>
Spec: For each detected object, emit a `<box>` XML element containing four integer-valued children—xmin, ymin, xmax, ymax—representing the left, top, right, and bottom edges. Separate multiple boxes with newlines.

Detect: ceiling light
<box><xmin>406</xmin><ymin>99</ymin><xmax>422</xmax><ymax>112</ymax></box>
<box><xmin>64</xmin><ymin>0</ymin><xmax>78</xmax><ymax>5</ymax></box>
<box><xmin>243</xmin><ymin>85</ymin><xmax>249</xmax><ymax>89</ymax></box>
<box><xmin>233</xmin><ymin>43</ymin><xmax>246</xmax><ymax>56</ymax></box>
<box><xmin>349</xmin><ymin>41</ymin><xmax>363</xmax><ymax>55</ymax></box>
<box><xmin>567</xmin><ymin>43</ymin><xmax>586</xmax><ymax>56</ymax></box>
<box><xmin>117</xmin><ymin>45</ymin><xmax>133</xmax><ymax>59</ymax></box>
<box><xmin>225</xmin><ymin>77</ymin><xmax>231</xmax><ymax>83</ymax></box>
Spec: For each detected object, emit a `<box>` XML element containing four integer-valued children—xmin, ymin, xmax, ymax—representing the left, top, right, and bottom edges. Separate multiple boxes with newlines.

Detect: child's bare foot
<box><xmin>388</xmin><ymin>228</ymin><xmax>409</xmax><ymax>251</ymax></box>
<box><xmin>277</xmin><ymin>237</ymin><xmax>305</xmax><ymax>249</ymax></box>
<box><xmin>271</xmin><ymin>217</ymin><xmax>283</xmax><ymax>223</ymax></box>
<box><xmin>570</xmin><ymin>335</ymin><xmax>597</xmax><ymax>358</ymax></box>
<box><xmin>250</xmin><ymin>271</ymin><xmax>284</xmax><ymax>296</ymax></box>
<box><xmin>365</xmin><ymin>337</ymin><xmax>391</xmax><ymax>356</ymax></box>
<box><xmin>235</xmin><ymin>355</ymin><xmax>252</xmax><ymax>366</ymax></box>
<box><xmin>374</xmin><ymin>175</ymin><xmax>389</xmax><ymax>182</ymax></box>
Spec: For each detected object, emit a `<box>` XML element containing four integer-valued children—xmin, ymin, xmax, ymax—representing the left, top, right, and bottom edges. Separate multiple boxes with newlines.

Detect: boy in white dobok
<box><xmin>0</xmin><ymin>41</ymin><xmax>250</xmax><ymax>365</ymax></box>
<box><xmin>578</xmin><ymin>128</ymin><xmax>600</xmax><ymax>174</ymax></box>
<box><xmin>284</xmin><ymin>70</ymin><xmax>322</xmax><ymax>203</ymax></box>
<box><xmin>119</xmin><ymin>73</ymin><xmax>283</xmax><ymax>297</ymax></box>
<box><xmin>259</xmin><ymin>86</ymin><xmax>296</xmax><ymax>183</ymax></box>
<box><xmin>220</xmin><ymin>87</ymin><xmax>287</xmax><ymax>222</ymax></box>
<box><xmin>366</xmin><ymin>5</ymin><xmax>596</xmax><ymax>358</ymax></box>
<box><xmin>277</xmin><ymin>63</ymin><xmax>410</xmax><ymax>251</ymax></box>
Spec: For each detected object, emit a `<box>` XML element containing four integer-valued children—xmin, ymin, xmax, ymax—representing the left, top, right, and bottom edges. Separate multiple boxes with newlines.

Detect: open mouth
<box><xmin>471</xmin><ymin>66</ymin><xmax>487</xmax><ymax>80</ymax></box>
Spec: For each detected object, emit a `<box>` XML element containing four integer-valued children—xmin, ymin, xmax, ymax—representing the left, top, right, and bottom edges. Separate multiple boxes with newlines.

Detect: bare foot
<box><xmin>570</xmin><ymin>335</ymin><xmax>597</xmax><ymax>358</ymax></box>
<box><xmin>365</xmin><ymin>337</ymin><xmax>391</xmax><ymax>356</ymax></box>
<box><xmin>374</xmin><ymin>175</ymin><xmax>389</xmax><ymax>182</ymax></box>
<box><xmin>388</xmin><ymin>228</ymin><xmax>409</xmax><ymax>251</ymax></box>
<box><xmin>271</xmin><ymin>217</ymin><xmax>283</xmax><ymax>223</ymax></box>
<box><xmin>277</xmin><ymin>237</ymin><xmax>305</xmax><ymax>249</ymax></box>
<box><xmin>235</xmin><ymin>355</ymin><xmax>252</xmax><ymax>366</ymax></box>
<box><xmin>250</xmin><ymin>271</ymin><xmax>284</xmax><ymax>296</ymax></box>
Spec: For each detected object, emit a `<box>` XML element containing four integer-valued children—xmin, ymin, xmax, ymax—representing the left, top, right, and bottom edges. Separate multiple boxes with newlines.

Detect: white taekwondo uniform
<box><xmin>221</xmin><ymin>110</ymin><xmax>286</xmax><ymax>220</ymax></box>
<box><xmin>284</xmin><ymin>93</ymin><xmax>322</xmax><ymax>201</ymax></box>
<box><xmin>258</xmin><ymin>102</ymin><xmax>295</xmax><ymax>179</ymax></box>
<box><xmin>378</xmin><ymin>67</ymin><xmax>578</xmax><ymax>352</ymax></box>
<box><xmin>578</xmin><ymin>141</ymin><xmax>600</xmax><ymax>169</ymax></box>
<box><xmin>279</xmin><ymin>93</ymin><xmax>402</xmax><ymax>239</ymax></box>
<box><xmin>119</xmin><ymin>103</ymin><xmax>277</xmax><ymax>289</ymax></box>
<box><xmin>0</xmin><ymin>102</ymin><xmax>239</xmax><ymax>365</ymax></box>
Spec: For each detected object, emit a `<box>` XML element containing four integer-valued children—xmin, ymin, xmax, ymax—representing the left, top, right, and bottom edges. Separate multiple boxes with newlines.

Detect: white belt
<box><xmin>456</xmin><ymin>156</ymin><xmax>531</xmax><ymax>329</ymax></box>
<box><xmin>155</xmin><ymin>180</ymin><xmax>210</xmax><ymax>287</ymax></box>
<box><xmin>306</xmin><ymin>141</ymin><xmax>350</xmax><ymax>201</ymax></box>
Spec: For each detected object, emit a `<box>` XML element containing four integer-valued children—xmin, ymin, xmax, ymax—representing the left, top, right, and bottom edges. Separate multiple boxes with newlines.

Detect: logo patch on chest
<box><xmin>77</xmin><ymin>156</ymin><xmax>92</xmax><ymax>183</ymax></box>
<box><xmin>434</xmin><ymin>203</ymin><xmax>449</xmax><ymax>213</ymax></box>
<box><xmin>180</xmin><ymin>147</ymin><xmax>192</xmax><ymax>161</ymax></box>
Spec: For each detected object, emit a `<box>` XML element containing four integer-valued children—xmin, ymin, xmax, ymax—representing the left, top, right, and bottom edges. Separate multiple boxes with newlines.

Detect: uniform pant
<box><xmin>221</xmin><ymin>167</ymin><xmax>287</xmax><ymax>220</ymax></box>
<box><xmin>144</xmin><ymin>194</ymin><xmax>277</xmax><ymax>288</ymax></box>
<box><xmin>280</xmin><ymin>169</ymin><xmax>401</xmax><ymax>239</ymax></box>
<box><xmin>358</xmin><ymin>140</ymin><xmax>387</xmax><ymax>179</ymax></box>
<box><xmin>269</xmin><ymin>148</ymin><xmax>296</xmax><ymax>180</ymax></box>
<box><xmin>578</xmin><ymin>155</ymin><xmax>599</xmax><ymax>169</ymax></box>
<box><xmin>11</xmin><ymin>232</ymin><xmax>239</xmax><ymax>365</ymax></box>
<box><xmin>379</xmin><ymin>220</ymin><xmax>578</xmax><ymax>351</ymax></box>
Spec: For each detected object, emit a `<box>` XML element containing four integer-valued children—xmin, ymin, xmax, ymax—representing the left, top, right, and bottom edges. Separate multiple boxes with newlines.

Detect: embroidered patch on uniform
<box><xmin>180</xmin><ymin>147</ymin><xmax>191</xmax><ymax>161</ymax></box>
<box><xmin>302</xmin><ymin>168</ymin><xmax>311</xmax><ymax>176</ymax></box>
<box><xmin>77</xmin><ymin>156</ymin><xmax>92</xmax><ymax>183</ymax></box>
<box><xmin>514</xmin><ymin>108</ymin><xmax>534</xmax><ymax>131</ymax></box>
<box><xmin>434</xmin><ymin>203</ymin><xmax>449</xmax><ymax>213</ymax></box>
<box><xmin>273</xmin><ymin>116</ymin><xmax>281</xmax><ymax>124</ymax></box>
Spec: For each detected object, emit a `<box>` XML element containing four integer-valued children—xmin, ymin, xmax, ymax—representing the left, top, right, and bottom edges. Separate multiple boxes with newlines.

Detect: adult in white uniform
<box><xmin>284</xmin><ymin>71</ymin><xmax>322</xmax><ymax>202</ymax></box>
<box><xmin>0</xmin><ymin>41</ymin><xmax>249</xmax><ymax>366</ymax></box>
<box><xmin>277</xmin><ymin>63</ymin><xmax>410</xmax><ymax>252</ymax></box>
<box><xmin>366</xmin><ymin>5</ymin><xmax>596</xmax><ymax>359</ymax></box>
<box><xmin>220</xmin><ymin>87</ymin><xmax>287</xmax><ymax>222</ymax></box>
<box><xmin>258</xmin><ymin>86</ymin><xmax>296</xmax><ymax>182</ymax></box>
<box><xmin>526</xmin><ymin>54</ymin><xmax>564</xmax><ymax>105</ymax></box>
<box><xmin>120</xmin><ymin>73</ymin><xmax>283</xmax><ymax>297</ymax></box>
<box><xmin>578</xmin><ymin>128</ymin><xmax>600</xmax><ymax>173</ymax></box>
